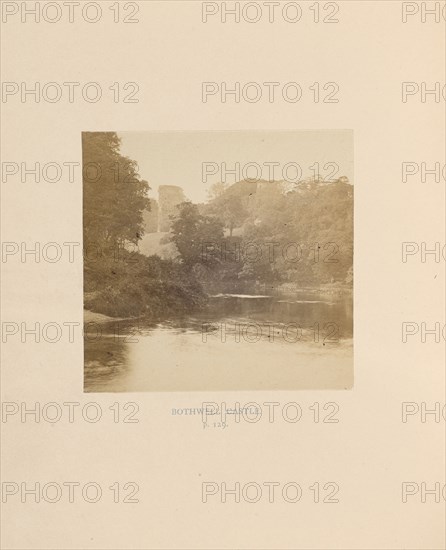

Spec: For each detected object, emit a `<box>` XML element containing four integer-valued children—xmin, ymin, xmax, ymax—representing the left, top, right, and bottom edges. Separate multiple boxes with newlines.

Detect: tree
<box><xmin>170</xmin><ymin>202</ymin><xmax>224</xmax><ymax>270</ymax></box>
<box><xmin>206</xmin><ymin>185</ymin><xmax>249</xmax><ymax>236</ymax></box>
<box><xmin>207</xmin><ymin>181</ymin><xmax>229</xmax><ymax>200</ymax></box>
<box><xmin>82</xmin><ymin>132</ymin><xmax>150</xmax><ymax>248</ymax></box>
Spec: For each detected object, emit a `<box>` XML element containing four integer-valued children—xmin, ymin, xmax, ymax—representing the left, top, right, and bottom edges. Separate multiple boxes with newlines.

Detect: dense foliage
<box><xmin>84</xmin><ymin>250</ymin><xmax>207</xmax><ymax>317</ymax></box>
<box><xmin>83</xmin><ymin>133</ymin><xmax>353</xmax><ymax>318</ymax></box>
<box><xmin>197</xmin><ymin>178</ymin><xmax>353</xmax><ymax>288</ymax></box>
<box><xmin>83</xmin><ymin>132</ymin><xmax>150</xmax><ymax>246</ymax></box>
<box><xmin>83</xmin><ymin>133</ymin><xmax>207</xmax><ymax>317</ymax></box>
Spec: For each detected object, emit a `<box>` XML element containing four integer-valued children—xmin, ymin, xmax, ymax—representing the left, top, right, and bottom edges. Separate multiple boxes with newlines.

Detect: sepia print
<box><xmin>83</xmin><ymin>131</ymin><xmax>353</xmax><ymax>391</ymax></box>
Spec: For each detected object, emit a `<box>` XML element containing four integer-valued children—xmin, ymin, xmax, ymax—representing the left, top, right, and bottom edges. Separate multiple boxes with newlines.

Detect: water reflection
<box><xmin>84</xmin><ymin>291</ymin><xmax>353</xmax><ymax>392</ymax></box>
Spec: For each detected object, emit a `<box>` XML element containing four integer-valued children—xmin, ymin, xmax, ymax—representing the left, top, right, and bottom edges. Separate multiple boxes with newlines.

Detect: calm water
<box><xmin>84</xmin><ymin>291</ymin><xmax>353</xmax><ymax>392</ymax></box>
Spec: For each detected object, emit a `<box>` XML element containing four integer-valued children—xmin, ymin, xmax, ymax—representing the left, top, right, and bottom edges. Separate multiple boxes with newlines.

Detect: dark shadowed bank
<box><xmin>83</xmin><ymin>132</ymin><xmax>353</xmax><ymax>321</ymax></box>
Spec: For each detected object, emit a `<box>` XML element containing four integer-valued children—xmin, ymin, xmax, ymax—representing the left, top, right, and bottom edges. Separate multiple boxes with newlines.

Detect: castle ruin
<box><xmin>158</xmin><ymin>185</ymin><xmax>186</xmax><ymax>232</ymax></box>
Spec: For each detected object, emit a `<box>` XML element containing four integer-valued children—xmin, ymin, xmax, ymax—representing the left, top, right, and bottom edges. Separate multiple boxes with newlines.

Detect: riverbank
<box><xmin>83</xmin><ymin>309</ymin><xmax>131</xmax><ymax>323</ymax></box>
<box><xmin>84</xmin><ymin>283</ymin><xmax>352</xmax><ymax>322</ymax></box>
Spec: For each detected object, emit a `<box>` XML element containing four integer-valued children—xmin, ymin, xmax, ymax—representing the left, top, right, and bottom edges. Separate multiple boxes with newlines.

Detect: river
<box><xmin>84</xmin><ymin>290</ymin><xmax>353</xmax><ymax>392</ymax></box>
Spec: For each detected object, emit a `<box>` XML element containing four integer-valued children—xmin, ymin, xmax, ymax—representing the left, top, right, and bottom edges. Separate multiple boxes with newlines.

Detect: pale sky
<box><xmin>118</xmin><ymin>130</ymin><xmax>353</xmax><ymax>204</ymax></box>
